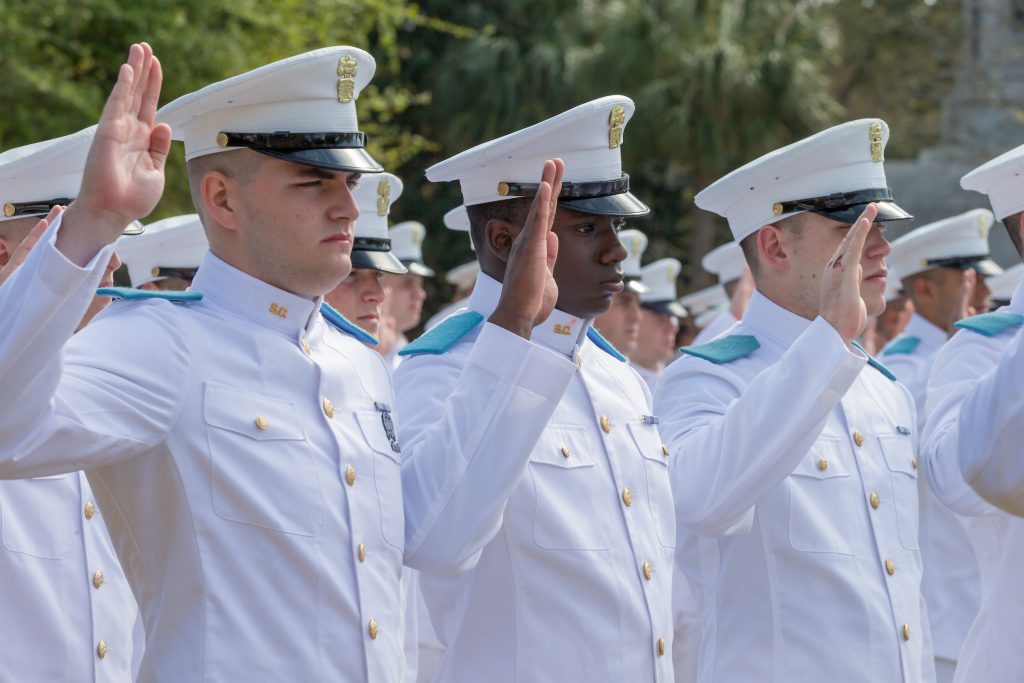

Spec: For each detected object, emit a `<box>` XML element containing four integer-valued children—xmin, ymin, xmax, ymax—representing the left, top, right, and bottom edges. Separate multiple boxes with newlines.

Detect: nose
<box><xmin>865</xmin><ymin>222</ymin><xmax>891</xmax><ymax>259</ymax></box>
<box><xmin>329</xmin><ymin>179</ymin><xmax>360</xmax><ymax>225</ymax></box>
<box><xmin>365</xmin><ymin>276</ymin><xmax>385</xmax><ymax>303</ymax></box>
<box><xmin>603</xmin><ymin>230</ymin><xmax>628</xmax><ymax>266</ymax></box>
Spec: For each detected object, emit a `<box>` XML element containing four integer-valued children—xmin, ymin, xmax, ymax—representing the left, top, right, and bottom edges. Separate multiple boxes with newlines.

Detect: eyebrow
<box><xmin>294</xmin><ymin>166</ymin><xmax>339</xmax><ymax>180</ymax></box>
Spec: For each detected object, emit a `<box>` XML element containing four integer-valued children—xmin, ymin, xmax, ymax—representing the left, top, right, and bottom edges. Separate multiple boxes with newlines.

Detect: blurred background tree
<box><xmin>0</xmin><ymin>0</ymin><xmax>963</xmax><ymax>319</ymax></box>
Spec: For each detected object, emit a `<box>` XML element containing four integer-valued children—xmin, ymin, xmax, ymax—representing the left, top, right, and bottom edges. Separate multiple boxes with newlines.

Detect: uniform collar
<box><xmin>903</xmin><ymin>312</ymin><xmax>949</xmax><ymax>349</ymax></box>
<box><xmin>741</xmin><ymin>290</ymin><xmax>814</xmax><ymax>348</ymax></box>
<box><xmin>1008</xmin><ymin>273</ymin><xmax>1024</xmax><ymax>314</ymax></box>
<box><xmin>467</xmin><ymin>271</ymin><xmax>592</xmax><ymax>358</ymax></box>
<box><xmin>191</xmin><ymin>251</ymin><xmax>321</xmax><ymax>336</ymax></box>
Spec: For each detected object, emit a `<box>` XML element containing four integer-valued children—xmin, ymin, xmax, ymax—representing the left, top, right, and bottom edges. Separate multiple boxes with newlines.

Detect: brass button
<box><xmin>300</xmin><ymin>338</ymin><xmax>312</xmax><ymax>356</ymax></box>
<box><xmin>885</xmin><ymin>559</ymin><xmax>895</xmax><ymax>576</ymax></box>
<box><xmin>912</xmin><ymin>458</ymin><xmax>918</xmax><ymax>470</ymax></box>
<box><xmin>902</xmin><ymin>624</ymin><xmax>911</xmax><ymax>641</ymax></box>
<box><xmin>657</xmin><ymin>637</ymin><xmax>666</xmax><ymax>656</ymax></box>
<box><xmin>323</xmin><ymin>398</ymin><xmax>335</xmax><ymax>419</ymax></box>
<box><xmin>560</xmin><ymin>445</ymin><xmax>570</xmax><ymax>459</ymax></box>
<box><xmin>97</xmin><ymin>640</ymin><xmax>108</xmax><ymax>659</ymax></box>
<box><xmin>870</xmin><ymin>491</ymin><xmax>880</xmax><ymax>509</ymax></box>
<box><xmin>368</xmin><ymin>618</ymin><xmax>379</xmax><ymax>640</ymax></box>
<box><xmin>622</xmin><ymin>487</ymin><xmax>633</xmax><ymax>507</ymax></box>
<box><xmin>642</xmin><ymin>561</ymin><xmax>653</xmax><ymax>581</ymax></box>
<box><xmin>345</xmin><ymin>465</ymin><xmax>356</xmax><ymax>487</ymax></box>
<box><xmin>817</xmin><ymin>457</ymin><xmax>828</xmax><ymax>472</ymax></box>
<box><xmin>576</xmin><ymin>351</ymin><xmax>583</xmax><ymax>367</ymax></box>
<box><xmin>853</xmin><ymin>430</ymin><xmax>864</xmax><ymax>447</ymax></box>
<box><xmin>358</xmin><ymin>542</ymin><xmax>366</xmax><ymax>563</ymax></box>
<box><xmin>93</xmin><ymin>570</ymin><xmax>104</xmax><ymax>589</ymax></box>
<box><xmin>84</xmin><ymin>501</ymin><xmax>96</xmax><ymax>520</ymax></box>
<box><xmin>600</xmin><ymin>415</ymin><xmax>611</xmax><ymax>434</ymax></box>
<box><xmin>255</xmin><ymin>415</ymin><xmax>268</xmax><ymax>431</ymax></box>
<box><xmin>661</xmin><ymin>444</ymin><xmax>670</xmax><ymax>457</ymax></box>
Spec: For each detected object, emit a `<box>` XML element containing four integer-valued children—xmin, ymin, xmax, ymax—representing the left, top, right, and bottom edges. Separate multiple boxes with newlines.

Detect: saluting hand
<box><xmin>950</xmin><ymin>268</ymin><xmax>977</xmax><ymax>332</ymax></box>
<box><xmin>58</xmin><ymin>43</ymin><xmax>172</xmax><ymax>266</ymax></box>
<box><xmin>819</xmin><ymin>203</ymin><xmax>878</xmax><ymax>345</ymax></box>
<box><xmin>489</xmin><ymin>159</ymin><xmax>564</xmax><ymax>340</ymax></box>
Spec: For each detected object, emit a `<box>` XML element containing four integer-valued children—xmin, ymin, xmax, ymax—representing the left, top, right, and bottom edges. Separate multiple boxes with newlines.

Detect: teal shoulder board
<box><xmin>851</xmin><ymin>340</ymin><xmax>897</xmax><ymax>381</ymax></box>
<box><xmin>97</xmin><ymin>287</ymin><xmax>202</xmax><ymax>303</ymax></box>
<box><xmin>321</xmin><ymin>302</ymin><xmax>378</xmax><ymax>346</ymax></box>
<box><xmin>399</xmin><ymin>311</ymin><xmax>485</xmax><ymax>356</ymax></box>
<box><xmin>680</xmin><ymin>334</ymin><xmax>760</xmax><ymax>364</ymax></box>
<box><xmin>587</xmin><ymin>326</ymin><xmax>626</xmax><ymax>362</ymax></box>
<box><xmin>955</xmin><ymin>311</ymin><xmax>1024</xmax><ymax>337</ymax></box>
<box><xmin>881</xmin><ymin>336</ymin><xmax>921</xmax><ymax>356</ymax></box>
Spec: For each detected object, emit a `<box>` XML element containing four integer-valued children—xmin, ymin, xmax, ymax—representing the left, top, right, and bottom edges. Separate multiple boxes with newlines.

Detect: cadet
<box><xmin>632</xmin><ymin>258</ymin><xmax>687</xmax><ymax>390</ymax></box>
<box><xmin>0</xmin><ymin>44</ymin><xmax>406</xmax><ymax>681</ymax></box>
<box><xmin>656</xmin><ymin>119</ymin><xmax>934</xmax><ymax>681</ymax></box>
<box><xmin>382</xmin><ymin>220</ymin><xmax>434</xmax><ymax>365</ymax></box>
<box><xmin>594</xmin><ymin>228</ymin><xmax>649</xmax><ymax>356</ymax></box>
<box><xmin>921</xmin><ymin>143</ymin><xmax>1024</xmax><ymax>682</ymax></box>
<box><xmin>115</xmin><ymin>213</ymin><xmax>208</xmax><ymax>290</ymax></box>
<box><xmin>0</xmin><ymin>127</ymin><xmax>141</xmax><ymax>682</ymax></box>
<box><xmin>987</xmin><ymin>262</ymin><xmax>1024</xmax><ymax>307</ymax></box>
<box><xmin>394</xmin><ymin>96</ymin><xmax>675</xmax><ymax>683</ymax></box>
<box><xmin>883</xmin><ymin>209</ymin><xmax>1001</xmax><ymax>681</ymax></box>
<box><xmin>692</xmin><ymin>240</ymin><xmax>747</xmax><ymax>344</ymax></box>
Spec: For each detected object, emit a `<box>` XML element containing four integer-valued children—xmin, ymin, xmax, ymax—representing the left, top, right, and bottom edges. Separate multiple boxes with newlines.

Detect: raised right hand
<box><xmin>488</xmin><ymin>159</ymin><xmax>564</xmax><ymax>339</ymax></box>
<box><xmin>58</xmin><ymin>43</ymin><xmax>172</xmax><ymax>266</ymax></box>
<box><xmin>819</xmin><ymin>203</ymin><xmax>878</xmax><ymax>345</ymax></box>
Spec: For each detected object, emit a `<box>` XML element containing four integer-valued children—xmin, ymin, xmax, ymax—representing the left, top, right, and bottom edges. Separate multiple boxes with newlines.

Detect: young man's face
<box><xmin>636</xmin><ymin>307</ymin><xmax>679</xmax><ymax>364</ymax></box>
<box><xmin>594</xmin><ymin>291</ymin><xmax>642</xmax><ymax>355</ymax></box>
<box><xmin>231</xmin><ymin>157</ymin><xmax>361</xmax><ymax>297</ymax></box>
<box><xmin>382</xmin><ymin>273</ymin><xmax>426</xmax><ymax>333</ymax></box>
<box><xmin>549</xmin><ymin>208</ymin><xmax>629</xmax><ymax>319</ymax></box>
<box><xmin>324</xmin><ymin>268</ymin><xmax>385</xmax><ymax>336</ymax></box>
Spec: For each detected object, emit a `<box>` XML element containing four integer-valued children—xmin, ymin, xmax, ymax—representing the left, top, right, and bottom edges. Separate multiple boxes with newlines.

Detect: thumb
<box><xmin>149</xmin><ymin>123</ymin><xmax>173</xmax><ymax>172</ymax></box>
<box><xmin>545</xmin><ymin>231</ymin><xmax>558</xmax><ymax>272</ymax></box>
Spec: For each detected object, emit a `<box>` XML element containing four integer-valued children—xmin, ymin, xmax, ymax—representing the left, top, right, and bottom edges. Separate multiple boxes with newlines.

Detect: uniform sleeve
<box><xmin>0</xmin><ymin>215</ymin><xmax>188</xmax><ymax>477</ymax></box>
<box><xmin>394</xmin><ymin>322</ymin><xmax>577</xmax><ymax>576</ymax></box>
<box><xmin>654</xmin><ymin>317</ymin><xmax>865</xmax><ymax>536</ymax></box>
<box><xmin>922</xmin><ymin>326</ymin><xmax>1024</xmax><ymax>516</ymax></box>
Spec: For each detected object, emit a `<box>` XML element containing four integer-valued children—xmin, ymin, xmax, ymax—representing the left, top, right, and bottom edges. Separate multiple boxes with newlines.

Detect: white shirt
<box><xmin>656</xmin><ymin>291</ymin><xmax>933</xmax><ymax>682</ymax></box>
<box><xmin>0</xmin><ymin>216</ymin><xmax>405</xmax><ymax>682</ymax></box>
<box><xmin>922</xmin><ymin>275</ymin><xmax>1024</xmax><ymax>682</ymax></box>
<box><xmin>395</xmin><ymin>273</ymin><xmax>675</xmax><ymax>683</ymax></box>
<box><xmin>0</xmin><ymin>473</ymin><xmax>140</xmax><ymax>681</ymax></box>
<box><xmin>883</xmin><ymin>313</ymin><xmax>981</xmax><ymax>661</ymax></box>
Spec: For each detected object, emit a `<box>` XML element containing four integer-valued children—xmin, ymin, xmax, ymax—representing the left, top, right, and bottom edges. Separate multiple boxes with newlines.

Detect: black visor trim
<box><xmin>498</xmin><ymin>174</ymin><xmax>631</xmax><ymax>201</ymax></box>
<box><xmin>3</xmin><ymin>197</ymin><xmax>74</xmax><ymax>218</ymax></box>
<box><xmin>217</xmin><ymin>131</ymin><xmax>367</xmax><ymax>150</ymax></box>
<box><xmin>774</xmin><ymin>187</ymin><xmax>913</xmax><ymax>224</ymax></box>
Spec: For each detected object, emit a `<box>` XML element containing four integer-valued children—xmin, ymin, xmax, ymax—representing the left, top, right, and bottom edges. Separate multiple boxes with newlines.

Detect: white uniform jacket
<box><xmin>883</xmin><ymin>313</ymin><xmax>981</xmax><ymax>663</ymax></box>
<box><xmin>395</xmin><ymin>273</ymin><xmax>675</xmax><ymax>683</ymax></box>
<box><xmin>922</xmin><ymin>275</ymin><xmax>1024</xmax><ymax>682</ymax></box>
<box><xmin>0</xmin><ymin>217</ymin><xmax>404</xmax><ymax>682</ymax></box>
<box><xmin>655</xmin><ymin>291</ymin><xmax>933</xmax><ymax>682</ymax></box>
<box><xmin>0</xmin><ymin>473</ymin><xmax>139</xmax><ymax>682</ymax></box>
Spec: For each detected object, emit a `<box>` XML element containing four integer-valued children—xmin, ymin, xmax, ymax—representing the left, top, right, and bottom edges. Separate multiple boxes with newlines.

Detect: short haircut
<box><xmin>1003</xmin><ymin>211</ymin><xmax>1024</xmax><ymax>259</ymax></box>
<box><xmin>739</xmin><ymin>212</ymin><xmax>805</xmax><ymax>277</ymax></box>
<box><xmin>185</xmin><ymin>149</ymin><xmax>261</xmax><ymax>225</ymax></box>
<box><xmin>465</xmin><ymin>198</ymin><xmax>532</xmax><ymax>254</ymax></box>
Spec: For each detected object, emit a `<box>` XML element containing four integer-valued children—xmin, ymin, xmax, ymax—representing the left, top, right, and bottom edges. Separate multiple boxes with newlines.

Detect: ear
<box><xmin>0</xmin><ymin>237</ymin><xmax>12</xmax><ymax>267</ymax></box>
<box><xmin>200</xmin><ymin>171</ymin><xmax>240</xmax><ymax>232</ymax></box>
<box><xmin>1015</xmin><ymin>214</ymin><xmax>1024</xmax><ymax>253</ymax></box>
<box><xmin>484</xmin><ymin>218</ymin><xmax>520</xmax><ymax>264</ymax></box>
<box><xmin>756</xmin><ymin>224</ymin><xmax>790</xmax><ymax>273</ymax></box>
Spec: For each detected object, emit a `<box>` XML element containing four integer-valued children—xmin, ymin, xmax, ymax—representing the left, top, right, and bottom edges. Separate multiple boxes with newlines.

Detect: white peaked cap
<box><xmin>701</xmin><ymin>240</ymin><xmax>745</xmax><ymax>284</ymax></box>
<box><xmin>961</xmin><ymin>142</ymin><xmax>1024</xmax><ymax>220</ymax></box>
<box><xmin>389</xmin><ymin>221</ymin><xmax>434</xmax><ymax>277</ymax></box>
<box><xmin>695</xmin><ymin>119</ymin><xmax>911</xmax><ymax>242</ymax></box>
<box><xmin>988</xmin><ymin>262</ymin><xmax>1024</xmax><ymax>302</ymax></box>
<box><xmin>157</xmin><ymin>47</ymin><xmax>381</xmax><ymax>173</ymax></box>
<box><xmin>116</xmin><ymin>214</ymin><xmax>208</xmax><ymax>286</ymax></box>
<box><xmin>619</xmin><ymin>229</ymin><xmax>650</xmax><ymax>294</ymax></box>
<box><xmin>445</xmin><ymin>260</ymin><xmax>480</xmax><ymax>293</ymax></box>
<box><xmin>639</xmin><ymin>258</ymin><xmax>687</xmax><ymax>317</ymax></box>
<box><xmin>888</xmin><ymin>208</ymin><xmax>1001</xmax><ymax>280</ymax></box>
<box><xmin>679</xmin><ymin>284</ymin><xmax>728</xmax><ymax>317</ymax></box>
<box><xmin>350</xmin><ymin>172</ymin><xmax>405</xmax><ymax>274</ymax></box>
<box><xmin>696</xmin><ymin>302</ymin><xmax>729</xmax><ymax>329</ymax></box>
<box><xmin>426</xmin><ymin>96</ymin><xmax>648</xmax><ymax>217</ymax></box>
<box><xmin>444</xmin><ymin>204</ymin><xmax>475</xmax><ymax>252</ymax></box>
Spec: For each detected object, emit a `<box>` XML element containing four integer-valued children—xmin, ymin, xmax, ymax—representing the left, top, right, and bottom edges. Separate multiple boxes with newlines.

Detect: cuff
<box><xmin>38</xmin><ymin>212</ymin><xmax>116</xmax><ymax>295</ymax></box>
<box><xmin>467</xmin><ymin>322</ymin><xmax>578</xmax><ymax>400</ymax></box>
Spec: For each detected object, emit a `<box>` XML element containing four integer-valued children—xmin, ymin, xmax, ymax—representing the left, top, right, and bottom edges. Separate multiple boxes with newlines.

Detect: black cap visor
<box><xmin>561</xmin><ymin>191</ymin><xmax>650</xmax><ymax>217</ymax></box>
<box><xmin>776</xmin><ymin>188</ymin><xmax>912</xmax><ymax>225</ymax></box>
<box><xmin>642</xmin><ymin>299</ymin><xmax>689</xmax><ymax>318</ymax></box>
<box><xmin>401</xmin><ymin>260</ymin><xmax>435</xmax><ymax>278</ymax></box>
<box><xmin>255</xmin><ymin>146</ymin><xmax>383</xmax><ymax>174</ymax></box>
<box><xmin>926</xmin><ymin>255</ymin><xmax>1002</xmax><ymax>278</ymax></box>
<box><xmin>624</xmin><ymin>276</ymin><xmax>649</xmax><ymax>295</ymax></box>
<box><xmin>351</xmin><ymin>237</ymin><xmax>408</xmax><ymax>274</ymax></box>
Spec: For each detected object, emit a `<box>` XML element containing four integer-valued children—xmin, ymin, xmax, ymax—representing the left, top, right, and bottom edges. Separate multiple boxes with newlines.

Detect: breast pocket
<box><xmin>627</xmin><ymin>422</ymin><xmax>675</xmax><ymax>549</ymax></box>
<box><xmin>204</xmin><ymin>383</ymin><xmax>323</xmax><ymax>536</ymax></box>
<box><xmin>354</xmin><ymin>410</ymin><xmax>404</xmax><ymax>552</ymax></box>
<box><xmin>788</xmin><ymin>438</ymin><xmax>866</xmax><ymax>555</ymax></box>
<box><xmin>878</xmin><ymin>434</ymin><xmax>920</xmax><ymax>551</ymax></box>
<box><xmin>530</xmin><ymin>425</ymin><xmax>614</xmax><ymax>551</ymax></box>
<box><xmin>0</xmin><ymin>476</ymin><xmax>76</xmax><ymax>559</ymax></box>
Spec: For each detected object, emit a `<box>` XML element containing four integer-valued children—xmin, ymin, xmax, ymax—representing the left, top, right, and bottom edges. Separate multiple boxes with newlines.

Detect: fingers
<box><xmin>547</xmin><ymin>158</ymin><xmax>564</xmax><ymax>222</ymax></box>
<box><xmin>0</xmin><ymin>208</ymin><xmax>57</xmax><ymax>285</ymax></box>
<box><xmin>830</xmin><ymin>203</ymin><xmax>878</xmax><ymax>270</ymax></box>
<box><xmin>129</xmin><ymin>43</ymin><xmax>153</xmax><ymax>117</ymax></box>
<box><xmin>149</xmin><ymin>123</ymin><xmax>174</xmax><ymax>172</ymax></box>
<box><xmin>139</xmin><ymin>55</ymin><xmax>163</xmax><ymax>125</ymax></box>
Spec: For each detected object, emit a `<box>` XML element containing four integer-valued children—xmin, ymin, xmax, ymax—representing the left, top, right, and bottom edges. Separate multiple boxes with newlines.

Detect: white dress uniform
<box><xmin>636</xmin><ymin>259</ymin><xmax>688</xmax><ymax>393</ymax></box>
<box><xmin>658</xmin><ymin>119</ymin><xmax>935</xmax><ymax>682</ymax></box>
<box><xmin>396</xmin><ymin>274</ymin><xmax>675</xmax><ymax>683</ymax></box>
<box><xmin>0</xmin><ymin>126</ymin><xmax>141</xmax><ymax>682</ymax></box>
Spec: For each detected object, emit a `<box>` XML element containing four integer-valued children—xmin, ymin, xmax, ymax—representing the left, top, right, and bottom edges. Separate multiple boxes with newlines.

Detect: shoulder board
<box><xmin>97</xmin><ymin>287</ymin><xmax>202</xmax><ymax>303</ymax></box>
<box><xmin>881</xmin><ymin>336</ymin><xmax>921</xmax><ymax>356</ymax></box>
<box><xmin>955</xmin><ymin>311</ymin><xmax>1024</xmax><ymax>337</ymax></box>
<box><xmin>680</xmin><ymin>334</ymin><xmax>760</xmax><ymax>365</ymax></box>
<box><xmin>399</xmin><ymin>310</ymin><xmax>485</xmax><ymax>357</ymax></box>
<box><xmin>320</xmin><ymin>302</ymin><xmax>378</xmax><ymax>346</ymax></box>
<box><xmin>587</xmin><ymin>326</ymin><xmax>626</xmax><ymax>362</ymax></box>
<box><xmin>851</xmin><ymin>340</ymin><xmax>897</xmax><ymax>381</ymax></box>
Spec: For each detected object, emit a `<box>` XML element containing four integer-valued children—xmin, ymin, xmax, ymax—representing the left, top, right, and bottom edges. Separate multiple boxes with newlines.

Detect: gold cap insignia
<box><xmin>377</xmin><ymin>179</ymin><xmax>391</xmax><ymax>216</ymax></box>
<box><xmin>869</xmin><ymin>122</ymin><xmax>884</xmax><ymax>162</ymax></box>
<box><xmin>413</xmin><ymin>231</ymin><xmax>421</xmax><ymax>247</ymax></box>
<box><xmin>337</xmin><ymin>55</ymin><xmax>358</xmax><ymax>104</ymax></box>
<box><xmin>609</xmin><ymin>105</ymin><xmax>626</xmax><ymax>149</ymax></box>
<box><xmin>497</xmin><ymin>182</ymin><xmax>510</xmax><ymax>196</ymax></box>
<box><xmin>772</xmin><ymin>202</ymin><xmax>784</xmax><ymax>216</ymax></box>
<box><xmin>631</xmin><ymin>236</ymin><xmax>641</xmax><ymax>257</ymax></box>
<box><xmin>215</xmin><ymin>132</ymin><xmax>229</xmax><ymax>148</ymax></box>
<box><xmin>151</xmin><ymin>266</ymin><xmax>160</xmax><ymax>277</ymax></box>
<box><xmin>979</xmin><ymin>214</ymin><xmax>989</xmax><ymax>238</ymax></box>
<box><xmin>3</xmin><ymin>203</ymin><xmax>15</xmax><ymax>217</ymax></box>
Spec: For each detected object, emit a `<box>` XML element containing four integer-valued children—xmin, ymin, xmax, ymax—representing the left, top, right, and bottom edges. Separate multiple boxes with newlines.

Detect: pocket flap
<box><xmin>627</xmin><ymin>422</ymin><xmax>669</xmax><ymax>467</ymax></box>
<box><xmin>531</xmin><ymin>424</ymin><xmax>597</xmax><ymax>469</ymax></box>
<box><xmin>203</xmin><ymin>382</ymin><xmax>305</xmax><ymax>441</ymax></box>
<box><xmin>878</xmin><ymin>434</ymin><xmax>917</xmax><ymax>477</ymax></box>
<box><xmin>792</xmin><ymin>438</ymin><xmax>849</xmax><ymax>479</ymax></box>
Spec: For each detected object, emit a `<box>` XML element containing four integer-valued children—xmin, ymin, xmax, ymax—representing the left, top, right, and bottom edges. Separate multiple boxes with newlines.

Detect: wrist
<box><xmin>53</xmin><ymin>203</ymin><xmax>122</xmax><ymax>268</ymax></box>
<box><xmin>488</xmin><ymin>310</ymin><xmax>534</xmax><ymax>340</ymax></box>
